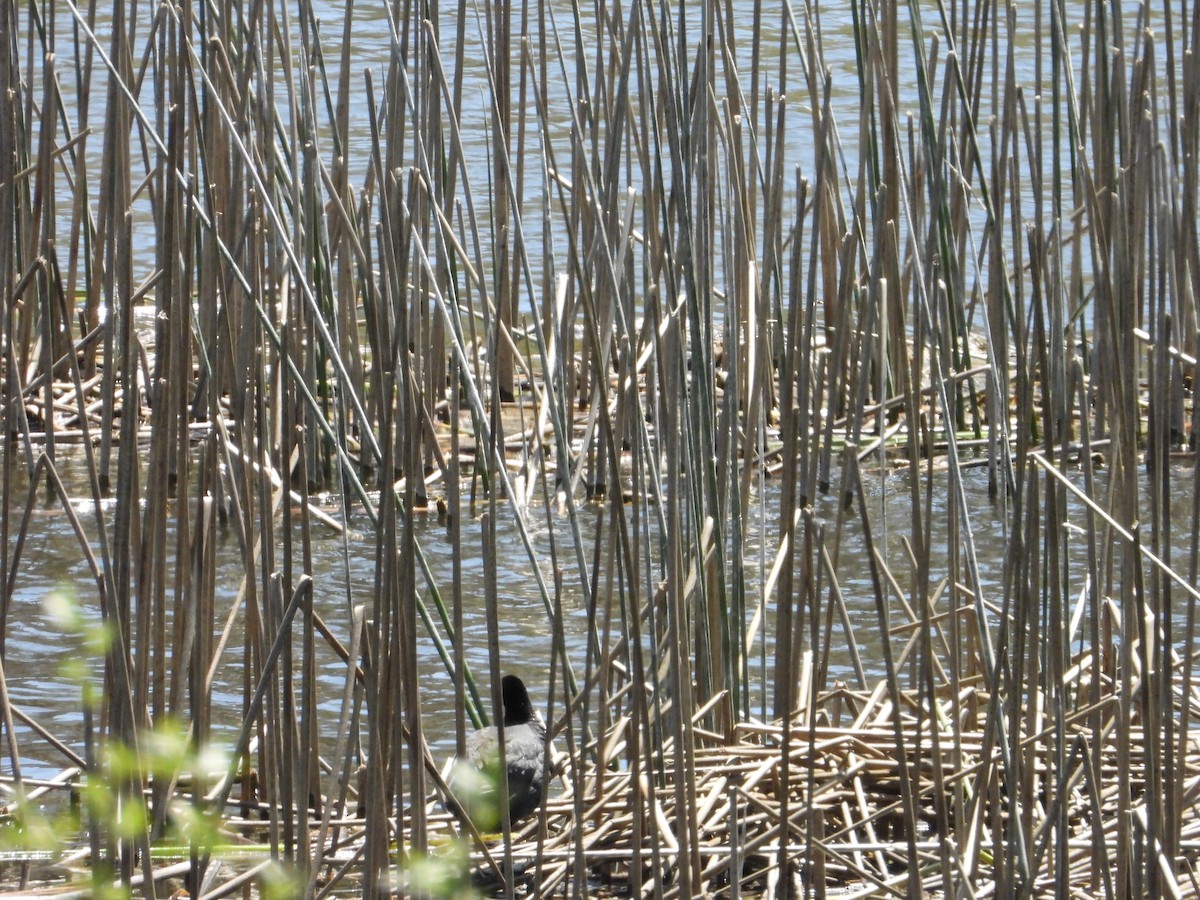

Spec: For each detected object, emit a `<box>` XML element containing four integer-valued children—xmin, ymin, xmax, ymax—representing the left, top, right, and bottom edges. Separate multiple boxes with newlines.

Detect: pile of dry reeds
<box><xmin>448</xmin><ymin>670</ymin><xmax>1200</xmax><ymax>896</ymax></box>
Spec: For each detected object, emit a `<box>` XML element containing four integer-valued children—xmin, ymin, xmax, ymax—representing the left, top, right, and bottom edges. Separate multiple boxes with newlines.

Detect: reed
<box><xmin>2</xmin><ymin>0</ymin><xmax>1200</xmax><ymax>894</ymax></box>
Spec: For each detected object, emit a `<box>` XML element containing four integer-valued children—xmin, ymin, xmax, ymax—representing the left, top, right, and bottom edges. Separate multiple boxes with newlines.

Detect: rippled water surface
<box><xmin>5</xmin><ymin>450</ymin><xmax>1030</xmax><ymax>779</ymax></box>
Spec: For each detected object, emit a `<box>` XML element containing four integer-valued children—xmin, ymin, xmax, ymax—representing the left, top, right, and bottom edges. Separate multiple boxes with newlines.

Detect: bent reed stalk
<box><xmin>2</xmin><ymin>0</ymin><xmax>1200</xmax><ymax>894</ymax></box>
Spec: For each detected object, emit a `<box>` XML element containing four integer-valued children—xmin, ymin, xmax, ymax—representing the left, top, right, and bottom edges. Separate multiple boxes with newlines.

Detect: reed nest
<box><xmin>342</xmin><ymin>620</ymin><xmax>1200</xmax><ymax>897</ymax></box>
<box><xmin>483</xmin><ymin>707</ymin><xmax>1200</xmax><ymax>897</ymax></box>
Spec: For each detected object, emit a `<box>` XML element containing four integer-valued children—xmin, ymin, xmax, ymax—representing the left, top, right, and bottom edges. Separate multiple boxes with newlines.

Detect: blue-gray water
<box><xmin>2</xmin><ymin>453</ymin><xmax>1020</xmax><ymax>779</ymax></box>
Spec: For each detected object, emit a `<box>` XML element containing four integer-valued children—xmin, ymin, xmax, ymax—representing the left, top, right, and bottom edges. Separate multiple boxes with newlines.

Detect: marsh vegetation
<box><xmin>3</xmin><ymin>0</ymin><xmax>1200</xmax><ymax>894</ymax></box>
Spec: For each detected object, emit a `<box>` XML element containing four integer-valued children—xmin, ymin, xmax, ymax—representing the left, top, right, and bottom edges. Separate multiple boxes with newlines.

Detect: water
<box><xmin>40</xmin><ymin>0</ymin><xmax>1181</xmax><ymax>293</ymax></box>
<box><xmin>3</xmin><ymin>449</ymin><xmax>1027</xmax><ymax>779</ymax></box>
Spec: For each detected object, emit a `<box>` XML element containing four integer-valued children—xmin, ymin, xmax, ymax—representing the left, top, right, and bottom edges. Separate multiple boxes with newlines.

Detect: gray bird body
<box><xmin>447</xmin><ymin>675</ymin><xmax>547</xmax><ymax>830</ymax></box>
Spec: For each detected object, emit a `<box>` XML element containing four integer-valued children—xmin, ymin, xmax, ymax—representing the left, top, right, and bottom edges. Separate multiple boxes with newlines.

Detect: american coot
<box><xmin>446</xmin><ymin>674</ymin><xmax>547</xmax><ymax>832</ymax></box>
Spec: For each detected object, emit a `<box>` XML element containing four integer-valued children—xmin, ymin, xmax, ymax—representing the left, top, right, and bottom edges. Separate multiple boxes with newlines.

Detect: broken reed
<box><xmin>1</xmin><ymin>0</ymin><xmax>1197</xmax><ymax>893</ymax></box>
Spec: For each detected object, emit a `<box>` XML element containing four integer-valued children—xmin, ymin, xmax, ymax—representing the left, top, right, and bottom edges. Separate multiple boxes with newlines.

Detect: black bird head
<box><xmin>501</xmin><ymin>674</ymin><xmax>534</xmax><ymax>727</ymax></box>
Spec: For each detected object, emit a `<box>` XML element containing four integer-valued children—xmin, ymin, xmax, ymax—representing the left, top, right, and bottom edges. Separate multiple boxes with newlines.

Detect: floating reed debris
<box><xmin>4</xmin><ymin>0</ymin><xmax>1200</xmax><ymax>894</ymax></box>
